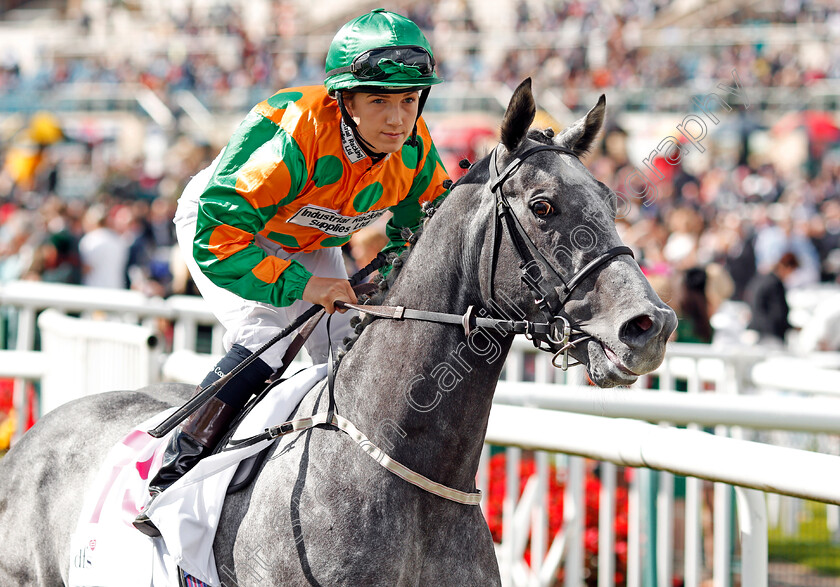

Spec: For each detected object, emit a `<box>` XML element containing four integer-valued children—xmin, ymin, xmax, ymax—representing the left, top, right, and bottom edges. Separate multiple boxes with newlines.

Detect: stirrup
<box><xmin>133</xmin><ymin>510</ymin><xmax>162</xmax><ymax>538</ymax></box>
<box><xmin>133</xmin><ymin>493</ymin><xmax>162</xmax><ymax>537</ymax></box>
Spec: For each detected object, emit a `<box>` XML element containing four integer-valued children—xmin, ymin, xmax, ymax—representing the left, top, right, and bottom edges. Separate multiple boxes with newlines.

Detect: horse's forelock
<box><xmin>526</xmin><ymin>128</ymin><xmax>556</xmax><ymax>145</ymax></box>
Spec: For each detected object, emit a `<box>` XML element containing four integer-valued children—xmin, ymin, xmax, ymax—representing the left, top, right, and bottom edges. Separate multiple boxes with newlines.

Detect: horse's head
<box><xmin>473</xmin><ymin>79</ymin><xmax>677</xmax><ymax>387</ymax></box>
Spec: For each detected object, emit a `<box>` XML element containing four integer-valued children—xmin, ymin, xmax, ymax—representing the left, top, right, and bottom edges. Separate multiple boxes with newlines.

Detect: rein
<box><xmin>148</xmin><ymin>254</ymin><xmax>387</xmax><ymax>439</ymax></box>
<box><xmin>331</xmin><ymin>144</ymin><xmax>635</xmax><ymax>372</ymax></box>
<box><xmin>334</xmin><ymin>301</ymin><xmax>555</xmax><ymax>338</ymax></box>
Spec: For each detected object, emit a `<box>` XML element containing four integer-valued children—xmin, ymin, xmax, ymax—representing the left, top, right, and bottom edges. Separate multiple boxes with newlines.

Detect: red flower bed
<box><xmin>0</xmin><ymin>379</ymin><xmax>12</xmax><ymax>416</ymax></box>
<box><xmin>483</xmin><ymin>451</ymin><xmax>630</xmax><ymax>586</ymax></box>
<box><xmin>0</xmin><ymin>378</ymin><xmax>37</xmax><ymax>431</ymax></box>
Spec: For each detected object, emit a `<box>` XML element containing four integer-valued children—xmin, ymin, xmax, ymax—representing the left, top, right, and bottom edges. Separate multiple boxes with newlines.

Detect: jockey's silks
<box><xmin>192</xmin><ymin>85</ymin><xmax>450</xmax><ymax>307</ymax></box>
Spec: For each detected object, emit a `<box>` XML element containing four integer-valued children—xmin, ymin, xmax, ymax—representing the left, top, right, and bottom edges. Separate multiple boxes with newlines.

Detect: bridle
<box><xmin>486</xmin><ymin>143</ymin><xmax>635</xmax><ymax>368</ymax></box>
<box><xmin>332</xmin><ymin>141</ymin><xmax>636</xmax><ymax>370</ymax></box>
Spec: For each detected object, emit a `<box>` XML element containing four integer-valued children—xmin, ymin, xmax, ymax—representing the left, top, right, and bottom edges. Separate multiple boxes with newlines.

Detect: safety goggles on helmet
<box><xmin>326</xmin><ymin>45</ymin><xmax>435</xmax><ymax>81</ymax></box>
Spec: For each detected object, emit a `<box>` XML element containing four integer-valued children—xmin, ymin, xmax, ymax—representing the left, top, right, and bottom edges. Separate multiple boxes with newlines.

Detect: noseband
<box><xmin>486</xmin><ymin>143</ymin><xmax>634</xmax><ymax>368</ymax></box>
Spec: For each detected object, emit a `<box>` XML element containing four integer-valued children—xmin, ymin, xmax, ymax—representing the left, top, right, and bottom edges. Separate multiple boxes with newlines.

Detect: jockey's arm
<box><xmin>192</xmin><ymin>118</ymin><xmax>315</xmax><ymax>308</ymax></box>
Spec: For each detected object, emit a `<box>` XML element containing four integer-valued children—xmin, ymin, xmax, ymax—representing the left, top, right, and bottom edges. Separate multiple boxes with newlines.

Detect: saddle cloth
<box><xmin>69</xmin><ymin>364</ymin><xmax>328</xmax><ymax>587</ymax></box>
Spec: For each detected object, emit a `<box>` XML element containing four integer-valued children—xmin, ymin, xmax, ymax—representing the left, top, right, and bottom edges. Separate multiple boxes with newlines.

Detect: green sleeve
<box><xmin>193</xmin><ymin>111</ymin><xmax>312</xmax><ymax>307</ymax></box>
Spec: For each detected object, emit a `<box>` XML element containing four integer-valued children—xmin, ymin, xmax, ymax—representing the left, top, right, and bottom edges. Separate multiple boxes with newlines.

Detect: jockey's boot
<box><xmin>133</xmin><ymin>344</ymin><xmax>272</xmax><ymax>537</ymax></box>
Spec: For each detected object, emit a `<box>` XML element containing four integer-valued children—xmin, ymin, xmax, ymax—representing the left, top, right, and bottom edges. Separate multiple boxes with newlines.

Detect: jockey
<box><xmin>134</xmin><ymin>8</ymin><xmax>449</xmax><ymax>536</ymax></box>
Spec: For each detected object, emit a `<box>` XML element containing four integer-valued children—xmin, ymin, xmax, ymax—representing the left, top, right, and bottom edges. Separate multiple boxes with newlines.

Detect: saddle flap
<box><xmin>227</xmin><ymin>448</ymin><xmax>271</xmax><ymax>494</ymax></box>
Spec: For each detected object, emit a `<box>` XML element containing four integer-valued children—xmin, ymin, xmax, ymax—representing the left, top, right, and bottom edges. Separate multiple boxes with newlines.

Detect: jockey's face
<box><xmin>343</xmin><ymin>91</ymin><xmax>420</xmax><ymax>154</ymax></box>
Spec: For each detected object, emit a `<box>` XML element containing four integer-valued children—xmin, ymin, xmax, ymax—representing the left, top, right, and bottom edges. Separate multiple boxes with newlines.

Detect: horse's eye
<box><xmin>532</xmin><ymin>201</ymin><xmax>554</xmax><ymax>217</ymax></box>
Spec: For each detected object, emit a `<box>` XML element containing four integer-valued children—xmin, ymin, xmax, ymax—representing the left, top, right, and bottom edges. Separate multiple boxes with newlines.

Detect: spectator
<box><xmin>663</xmin><ymin>207</ymin><xmax>704</xmax><ymax>270</ymax></box>
<box><xmin>718</xmin><ymin>213</ymin><xmax>757</xmax><ymax>301</ymax></box>
<box><xmin>704</xmin><ymin>262</ymin><xmax>735</xmax><ymax>318</ymax></box>
<box><xmin>809</xmin><ymin>200</ymin><xmax>840</xmax><ymax>282</ymax></box>
<box><xmin>78</xmin><ymin>204</ymin><xmax>129</xmax><ymax>289</ymax></box>
<box><xmin>753</xmin><ymin>209</ymin><xmax>820</xmax><ymax>287</ymax></box>
<box><xmin>745</xmin><ymin>251</ymin><xmax>799</xmax><ymax>344</ymax></box>
<box><xmin>672</xmin><ymin>267</ymin><xmax>713</xmax><ymax>344</ymax></box>
<box><xmin>0</xmin><ymin>207</ymin><xmax>39</xmax><ymax>283</ymax></box>
<box><xmin>27</xmin><ymin>230</ymin><xmax>81</xmax><ymax>284</ymax></box>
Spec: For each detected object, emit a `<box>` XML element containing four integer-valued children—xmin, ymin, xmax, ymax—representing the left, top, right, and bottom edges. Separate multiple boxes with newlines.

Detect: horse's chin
<box><xmin>573</xmin><ymin>339</ymin><xmax>640</xmax><ymax>388</ymax></box>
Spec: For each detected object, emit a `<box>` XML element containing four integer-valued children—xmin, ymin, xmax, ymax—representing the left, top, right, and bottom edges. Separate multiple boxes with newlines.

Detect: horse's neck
<box><xmin>334</xmin><ymin>230</ymin><xmax>513</xmax><ymax>491</ymax></box>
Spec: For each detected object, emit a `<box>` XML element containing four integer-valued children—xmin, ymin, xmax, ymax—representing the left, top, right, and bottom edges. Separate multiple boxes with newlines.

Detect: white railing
<box><xmin>493</xmin><ymin>383</ymin><xmax>840</xmax><ymax>433</ymax></box>
<box><xmin>496</xmin><ymin>338</ymin><xmax>840</xmax><ymax>587</ymax></box>
<box><xmin>0</xmin><ymin>280</ymin><xmax>223</xmax><ymax>432</ymax></box>
<box><xmin>751</xmin><ymin>356</ymin><xmax>840</xmax><ymax>396</ymax></box>
<box><xmin>483</xmin><ymin>405</ymin><xmax>840</xmax><ymax>587</ymax></box>
<box><xmin>36</xmin><ymin>309</ymin><xmax>159</xmax><ymax>414</ymax></box>
<box><xmin>0</xmin><ymin>280</ymin><xmax>224</xmax><ymax>353</ymax></box>
<box><xmin>486</xmin><ymin>384</ymin><xmax>840</xmax><ymax>586</ymax></box>
<box><xmin>3</xmin><ymin>280</ymin><xmax>840</xmax><ymax>586</ymax></box>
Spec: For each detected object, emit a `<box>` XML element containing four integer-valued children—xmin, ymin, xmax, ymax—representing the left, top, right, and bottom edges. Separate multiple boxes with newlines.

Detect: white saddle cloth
<box><xmin>69</xmin><ymin>364</ymin><xmax>328</xmax><ymax>587</ymax></box>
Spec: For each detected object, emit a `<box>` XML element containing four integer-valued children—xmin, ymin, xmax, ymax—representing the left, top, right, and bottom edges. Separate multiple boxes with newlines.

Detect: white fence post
<box><xmin>735</xmin><ymin>487</ymin><xmax>768</xmax><ymax>587</ymax></box>
<box><xmin>627</xmin><ymin>467</ymin><xmax>642</xmax><ymax>587</ymax></box>
<box><xmin>564</xmin><ymin>456</ymin><xmax>585</xmax><ymax>587</ymax></box>
<box><xmin>656</xmin><ymin>355</ymin><xmax>675</xmax><ymax>587</ymax></box>
<box><xmin>11</xmin><ymin>306</ymin><xmax>37</xmax><ymax>442</ymax></box>
<box><xmin>713</xmin><ymin>482</ymin><xmax>732</xmax><ymax>587</ymax></box>
<box><xmin>598</xmin><ymin>461</ymin><xmax>616</xmax><ymax>587</ymax></box>
<box><xmin>502</xmin><ymin>447</ymin><xmax>521</xmax><ymax>587</ymax></box>
<box><xmin>828</xmin><ymin>505</ymin><xmax>840</xmax><ymax>542</ymax></box>
<box><xmin>685</xmin><ymin>354</ymin><xmax>702</xmax><ymax>587</ymax></box>
<box><xmin>531</xmin><ymin>451</ymin><xmax>548</xmax><ymax>586</ymax></box>
<box><xmin>657</xmin><ymin>470</ymin><xmax>674</xmax><ymax>587</ymax></box>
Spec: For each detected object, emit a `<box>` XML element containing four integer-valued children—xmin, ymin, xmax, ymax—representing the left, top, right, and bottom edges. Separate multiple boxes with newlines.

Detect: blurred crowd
<box><xmin>0</xmin><ymin>192</ymin><xmax>180</xmax><ymax>297</ymax></box>
<box><xmin>1</xmin><ymin>0</ymin><xmax>840</xmax><ymax>352</ymax></box>
<box><xmin>2</xmin><ymin>0</ymin><xmax>840</xmax><ymax>110</ymax></box>
<box><xmin>493</xmin><ymin>1</ymin><xmax>840</xmax><ymax>100</ymax></box>
<box><xmin>591</xmin><ymin>127</ymin><xmax>840</xmax><ymax>349</ymax></box>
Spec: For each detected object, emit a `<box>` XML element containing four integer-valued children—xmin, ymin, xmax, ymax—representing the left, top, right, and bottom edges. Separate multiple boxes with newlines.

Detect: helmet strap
<box><xmin>337</xmin><ymin>91</ymin><xmax>386</xmax><ymax>160</ymax></box>
<box><xmin>407</xmin><ymin>87</ymin><xmax>431</xmax><ymax>147</ymax></box>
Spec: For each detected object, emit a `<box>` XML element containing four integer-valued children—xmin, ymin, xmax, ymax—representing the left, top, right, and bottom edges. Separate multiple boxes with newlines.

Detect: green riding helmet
<box><xmin>325</xmin><ymin>8</ymin><xmax>443</xmax><ymax>94</ymax></box>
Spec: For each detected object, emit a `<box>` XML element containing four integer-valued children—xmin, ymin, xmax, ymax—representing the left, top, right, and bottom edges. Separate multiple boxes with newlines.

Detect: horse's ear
<box><xmin>556</xmin><ymin>94</ymin><xmax>606</xmax><ymax>157</ymax></box>
<box><xmin>500</xmin><ymin>78</ymin><xmax>536</xmax><ymax>151</ymax></box>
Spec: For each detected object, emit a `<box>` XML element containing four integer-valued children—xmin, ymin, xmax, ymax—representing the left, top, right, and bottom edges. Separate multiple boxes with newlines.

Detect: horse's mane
<box><xmin>442</xmin><ymin>127</ymin><xmax>556</xmax><ymax>189</ymax></box>
<box><xmin>336</xmin><ymin>127</ymin><xmax>557</xmax><ymax>359</ymax></box>
<box><xmin>527</xmin><ymin>127</ymin><xmax>559</xmax><ymax>145</ymax></box>
<box><xmin>337</xmin><ymin>201</ymin><xmax>436</xmax><ymax>359</ymax></box>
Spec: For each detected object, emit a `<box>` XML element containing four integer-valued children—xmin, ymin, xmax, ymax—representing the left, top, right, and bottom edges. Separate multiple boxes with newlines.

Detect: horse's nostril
<box><xmin>635</xmin><ymin>315</ymin><xmax>653</xmax><ymax>332</ymax></box>
<box><xmin>620</xmin><ymin>314</ymin><xmax>656</xmax><ymax>344</ymax></box>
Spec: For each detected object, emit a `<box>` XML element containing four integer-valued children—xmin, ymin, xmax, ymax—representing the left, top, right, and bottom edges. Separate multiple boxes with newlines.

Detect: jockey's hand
<box><xmin>302</xmin><ymin>276</ymin><xmax>358</xmax><ymax>314</ymax></box>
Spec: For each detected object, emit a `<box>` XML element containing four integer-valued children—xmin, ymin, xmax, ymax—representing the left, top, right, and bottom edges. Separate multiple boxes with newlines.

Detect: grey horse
<box><xmin>0</xmin><ymin>79</ymin><xmax>676</xmax><ymax>586</ymax></box>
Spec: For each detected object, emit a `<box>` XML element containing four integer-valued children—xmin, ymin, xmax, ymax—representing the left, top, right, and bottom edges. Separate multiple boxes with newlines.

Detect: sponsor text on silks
<box><xmin>287</xmin><ymin>204</ymin><xmax>386</xmax><ymax>237</ymax></box>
